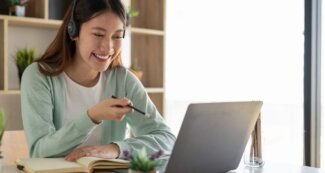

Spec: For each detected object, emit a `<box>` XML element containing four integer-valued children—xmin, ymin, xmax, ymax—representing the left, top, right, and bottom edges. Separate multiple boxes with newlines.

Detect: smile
<box><xmin>93</xmin><ymin>53</ymin><xmax>112</xmax><ymax>60</ymax></box>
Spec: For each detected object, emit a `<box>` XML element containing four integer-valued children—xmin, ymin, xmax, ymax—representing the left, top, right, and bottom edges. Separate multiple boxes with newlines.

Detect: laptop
<box><xmin>165</xmin><ymin>101</ymin><xmax>263</xmax><ymax>173</ymax></box>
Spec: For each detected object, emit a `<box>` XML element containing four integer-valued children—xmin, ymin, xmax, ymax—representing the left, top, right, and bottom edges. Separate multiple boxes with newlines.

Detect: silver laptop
<box><xmin>165</xmin><ymin>101</ymin><xmax>263</xmax><ymax>173</ymax></box>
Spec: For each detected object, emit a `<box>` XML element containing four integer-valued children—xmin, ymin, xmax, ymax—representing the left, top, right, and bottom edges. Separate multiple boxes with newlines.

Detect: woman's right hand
<box><xmin>87</xmin><ymin>98</ymin><xmax>133</xmax><ymax>123</ymax></box>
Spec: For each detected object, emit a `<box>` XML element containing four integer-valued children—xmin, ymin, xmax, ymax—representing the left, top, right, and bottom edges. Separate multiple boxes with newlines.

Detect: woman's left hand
<box><xmin>64</xmin><ymin>144</ymin><xmax>120</xmax><ymax>161</ymax></box>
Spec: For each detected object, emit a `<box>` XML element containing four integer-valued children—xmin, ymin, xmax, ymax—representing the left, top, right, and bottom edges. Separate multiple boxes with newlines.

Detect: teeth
<box><xmin>94</xmin><ymin>53</ymin><xmax>110</xmax><ymax>60</ymax></box>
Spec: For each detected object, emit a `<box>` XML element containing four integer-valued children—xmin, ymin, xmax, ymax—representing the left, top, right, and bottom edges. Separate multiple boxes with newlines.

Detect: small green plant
<box><xmin>15</xmin><ymin>48</ymin><xmax>36</xmax><ymax>83</ymax></box>
<box><xmin>128</xmin><ymin>7</ymin><xmax>139</xmax><ymax>18</ymax></box>
<box><xmin>7</xmin><ymin>0</ymin><xmax>29</xmax><ymax>16</ymax></box>
<box><xmin>7</xmin><ymin>0</ymin><xmax>29</xmax><ymax>6</ymax></box>
<box><xmin>0</xmin><ymin>109</ymin><xmax>6</xmax><ymax>146</ymax></box>
<box><xmin>126</xmin><ymin>6</ymin><xmax>139</xmax><ymax>26</ymax></box>
<box><xmin>123</xmin><ymin>147</ymin><xmax>163</xmax><ymax>172</ymax></box>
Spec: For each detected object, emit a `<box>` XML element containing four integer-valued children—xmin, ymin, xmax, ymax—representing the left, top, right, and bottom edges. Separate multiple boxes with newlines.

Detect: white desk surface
<box><xmin>3</xmin><ymin>162</ymin><xmax>325</xmax><ymax>173</ymax></box>
<box><xmin>229</xmin><ymin>162</ymin><xmax>325</xmax><ymax>173</ymax></box>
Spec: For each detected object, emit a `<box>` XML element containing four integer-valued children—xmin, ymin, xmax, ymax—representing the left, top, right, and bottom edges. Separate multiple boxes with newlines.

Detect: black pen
<box><xmin>17</xmin><ymin>164</ymin><xmax>24</xmax><ymax>170</ymax></box>
<box><xmin>112</xmin><ymin>95</ymin><xmax>150</xmax><ymax>117</ymax></box>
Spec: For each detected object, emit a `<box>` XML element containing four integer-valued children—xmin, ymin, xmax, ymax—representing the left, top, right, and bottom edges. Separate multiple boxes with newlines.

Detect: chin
<box><xmin>90</xmin><ymin>56</ymin><xmax>115</xmax><ymax>72</ymax></box>
<box><xmin>96</xmin><ymin>63</ymin><xmax>111</xmax><ymax>72</ymax></box>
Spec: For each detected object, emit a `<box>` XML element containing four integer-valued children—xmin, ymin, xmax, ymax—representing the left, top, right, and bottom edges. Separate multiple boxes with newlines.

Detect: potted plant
<box><xmin>123</xmin><ymin>147</ymin><xmax>163</xmax><ymax>173</ymax></box>
<box><xmin>126</xmin><ymin>6</ymin><xmax>139</xmax><ymax>27</ymax></box>
<box><xmin>0</xmin><ymin>108</ymin><xmax>6</xmax><ymax>170</ymax></box>
<box><xmin>128</xmin><ymin>58</ymin><xmax>143</xmax><ymax>80</ymax></box>
<box><xmin>8</xmin><ymin>0</ymin><xmax>29</xmax><ymax>16</ymax></box>
<box><xmin>15</xmin><ymin>48</ymin><xmax>36</xmax><ymax>83</ymax></box>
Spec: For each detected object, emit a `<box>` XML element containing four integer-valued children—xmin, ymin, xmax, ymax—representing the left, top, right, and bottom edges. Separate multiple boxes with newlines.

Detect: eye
<box><xmin>93</xmin><ymin>33</ymin><xmax>104</xmax><ymax>38</ymax></box>
<box><xmin>112</xmin><ymin>35</ymin><xmax>123</xmax><ymax>40</ymax></box>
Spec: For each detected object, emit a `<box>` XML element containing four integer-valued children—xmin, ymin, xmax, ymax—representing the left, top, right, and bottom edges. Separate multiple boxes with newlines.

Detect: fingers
<box><xmin>65</xmin><ymin>148</ymin><xmax>87</xmax><ymax>161</ymax></box>
<box><xmin>113</xmin><ymin>106</ymin><xmax>132</xmax><ymax>115</ymax></box>
<box><xmin>110</xmin><ymin>97</ymin><xmax>131</xmax><ymax>107</ymax></box>
<box><xmin>87</xmin><ymin>98</ymin><xmax>134</xmax><ymax>122</ymax></box>
<box><xmin>109</xmin><ymin>98</ymin><xmax>133</xmax><ymax>121</ymax></box>
<box><xmin>65</xmin><ymin>145</ymin><xmax>118</xmax><ymax>161</ymax></box>
<box><xmin>65</xmin><ymin>146</ymin><xmax>97</xmax><ymax>161</ymax></box>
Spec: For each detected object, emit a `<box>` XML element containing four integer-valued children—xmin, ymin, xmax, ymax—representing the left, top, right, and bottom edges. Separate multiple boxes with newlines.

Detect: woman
<box><xmin>21</xmin><ymin>0</ymin><xmax>176</xmax><ymax>161</ymax></box>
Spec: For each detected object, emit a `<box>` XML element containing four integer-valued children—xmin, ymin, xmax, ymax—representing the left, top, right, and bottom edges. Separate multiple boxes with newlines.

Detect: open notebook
<box><xmin>16</xmin><ymin>157</ymin><xmax>129</xmax><ymax>173</ymax></box>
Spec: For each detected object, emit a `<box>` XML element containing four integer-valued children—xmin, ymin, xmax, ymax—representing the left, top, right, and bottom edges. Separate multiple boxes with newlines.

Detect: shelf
<box><xmin>131</xmin><ymin>0</ymin><xmax>164</xmax><ymax>30</ymax></box>
<box><xmin>0</xmin><ymin>90</ymin><xmax>20</xmax><ymax>95</ymax></box>
<box><xmin>130</xmin><ymin>0</ymin><xmax>166</xmax><ymax>115</ymax></box>
<box><xmin>148</xmin><ymin>92</ymin><xmax>164</xmax><ymax>115</ymax></box>
<box><xmin>0</xmin><ymin>0</ymin><xmax>166</xmax><ymax>116</ymax></box>
<box><xmin>131</xmin><ymin>34</ymin><xmax>164</xmax><ymax>88</ymax></box>
<box><xmin>130</xmin><ymin>27</ymin><xmax>164</xmax><ymax>36</ymax></box>
<box><xmin>0</xmin><ymin>17</ymin><xmax>164</xmax><ymax>35</ymax></box>
<box><xmin>0</xmin><ymin>15</ymin><xmax>61</xmax><ymax>29</ymax></box>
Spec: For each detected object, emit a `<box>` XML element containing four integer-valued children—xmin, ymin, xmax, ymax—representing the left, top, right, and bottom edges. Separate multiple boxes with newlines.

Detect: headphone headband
<box><xmin>67</xmin><ymin>0</ymin><xmax>126</xmax><ymax>39</ymax></box>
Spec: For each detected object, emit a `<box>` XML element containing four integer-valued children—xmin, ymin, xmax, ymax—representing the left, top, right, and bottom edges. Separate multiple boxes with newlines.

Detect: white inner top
<box><xmin>63</xmin><ymin>72</ymin><xmax>107</xmax><ymax>147</ymax></box>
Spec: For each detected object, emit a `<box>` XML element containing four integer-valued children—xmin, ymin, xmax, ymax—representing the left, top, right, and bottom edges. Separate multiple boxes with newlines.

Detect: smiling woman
<box><xmin>20</xmin><ymin>0</ymin><xmax>175</xmax><ymax>162</ymax></box>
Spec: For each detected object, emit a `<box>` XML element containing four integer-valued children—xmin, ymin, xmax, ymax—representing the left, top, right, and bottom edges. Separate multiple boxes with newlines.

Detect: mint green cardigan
<box><xmin>21</xmin><ymin>63</ymin><xmax>176</xmax><ymax>158</ymax></box>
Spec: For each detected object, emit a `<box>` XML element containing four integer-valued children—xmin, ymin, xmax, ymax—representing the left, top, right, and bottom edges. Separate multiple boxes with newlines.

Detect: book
<box><xmin>16</xmin><ymin>157</ymin><xmax>129</xmax><ymax>173</ymax></box>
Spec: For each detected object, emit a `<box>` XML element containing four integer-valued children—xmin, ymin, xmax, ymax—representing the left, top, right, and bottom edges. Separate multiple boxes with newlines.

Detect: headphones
<box><xmin>67</xmin><ymin>0</ymin><xmax>79</xmax><ymax>39</ymax></box>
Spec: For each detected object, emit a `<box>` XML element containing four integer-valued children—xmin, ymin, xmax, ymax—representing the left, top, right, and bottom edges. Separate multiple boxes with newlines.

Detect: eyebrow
<box><xmin>116</xmin><ymin>29</ymin><xmax>124</xmax><ymax>33</ymax></box>
<box><xmin>91</xmin><ymin>27</ymin><xmax>124</xmax><ymax>33</ymax></box>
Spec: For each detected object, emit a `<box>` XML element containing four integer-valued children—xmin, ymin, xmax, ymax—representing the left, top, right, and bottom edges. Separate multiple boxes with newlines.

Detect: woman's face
<box><xmin>74</xmin><ymin>11</ymin><xmax>124</xmax><ymax>72</ymax></box>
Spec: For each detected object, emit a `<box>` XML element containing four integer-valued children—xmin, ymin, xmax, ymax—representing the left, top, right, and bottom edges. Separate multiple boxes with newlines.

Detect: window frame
<box><xmin>304</xmin><ymin>0</ymin><xmax>321</xmax><ymax>167</ymax></box>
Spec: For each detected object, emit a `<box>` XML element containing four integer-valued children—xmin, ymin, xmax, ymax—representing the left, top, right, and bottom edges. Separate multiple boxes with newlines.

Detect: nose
<box><xmin>99</xmin><ymin>38</ymin><xmax>114</xmax><ymax>53</ymax></box>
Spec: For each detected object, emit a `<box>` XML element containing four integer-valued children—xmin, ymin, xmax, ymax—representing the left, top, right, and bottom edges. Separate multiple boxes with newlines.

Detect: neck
<box><xmin>65</xmin><ymin>63</ymin><xmax>100</xmax><ymax>87</ymax></box>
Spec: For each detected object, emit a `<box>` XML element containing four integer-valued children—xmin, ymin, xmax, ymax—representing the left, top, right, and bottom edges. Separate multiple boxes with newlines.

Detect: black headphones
<box><xmin>67</xmin><ymin>0</ymin><xmax>79</xmax><ymax>39</ymax></box>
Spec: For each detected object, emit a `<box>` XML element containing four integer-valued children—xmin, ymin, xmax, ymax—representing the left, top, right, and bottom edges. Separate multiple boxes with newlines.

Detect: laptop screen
<box><xmin>165</xmin><ymin>101</ymin><xmax>263</xmax><ymax>173</ymax></box>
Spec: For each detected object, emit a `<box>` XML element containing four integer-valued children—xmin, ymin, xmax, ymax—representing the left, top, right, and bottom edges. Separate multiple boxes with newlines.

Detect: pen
<box><xmin>111</xmin><ymin>95</ymin><xmax>150</xmax><ymax>117</ymax></box>
<box><xmin>17</xmin><ymin>164</ymin><xmax>24</xmax><ymax>170</ymax></box>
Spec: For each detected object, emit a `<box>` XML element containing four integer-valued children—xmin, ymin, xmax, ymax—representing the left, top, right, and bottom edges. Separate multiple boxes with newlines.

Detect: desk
<box><xmin>3</xmin><ymin>162</ymin><xmax>325</xmax><ymax>173</ymax></box>
<box><xmin>229</xmin><ymin>163</ymin><xmax>325</xmax><ymax>173</ymax></box>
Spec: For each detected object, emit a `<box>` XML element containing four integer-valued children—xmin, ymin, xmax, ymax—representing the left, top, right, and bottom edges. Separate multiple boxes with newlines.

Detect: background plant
<box><xmin>129</xmin><ymin>58</ymin><xmax>142</xmax><ymax>71</ymax></box>
<box><xmin>7</xmin><ymin>0</ymin><xmax>29</xmax><ymax>6</ymax></box>
<box><xmin>126</xmin><ymin>6</ymin><xmax>139</xmax><ymax>26</ymax></box>
<box><xmin>124</xmin><ymin>147</ymin><xmax>163</xmax><ymax>172</ymax></box>
<box><xmin>128</xmin><ymin>6</ymin><xmax>139</xmax><ymax>18</ymax></box>
<box><xmin>15</xmin><ymin>48</ymin><xmax>36</xmax><ymax>83</ymax></box>
<box><xmin>0</xmin><ymin>109</ymin><xmax>6</xmax><ymax>147</ymax></box>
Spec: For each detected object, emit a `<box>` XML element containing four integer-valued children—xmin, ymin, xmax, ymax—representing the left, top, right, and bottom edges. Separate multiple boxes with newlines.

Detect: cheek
<box><xmin>79</xmin><ymin>38</ymin><xmax>99</xmax><ymax>54</ymax></box>
<box><xmin>114</xmin><ymin>41</ymin><xmax>122</xmax><ymax>51</ymax></box>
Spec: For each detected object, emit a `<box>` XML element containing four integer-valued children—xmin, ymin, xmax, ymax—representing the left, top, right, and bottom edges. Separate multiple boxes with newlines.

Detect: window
<box><xmin>166</xmin><ymin>0</ymin><xmax>304</xmax><ymax>165</ymax></box>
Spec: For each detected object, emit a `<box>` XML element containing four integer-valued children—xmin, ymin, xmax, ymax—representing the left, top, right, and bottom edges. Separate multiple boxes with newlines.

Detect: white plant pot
<box><xmin>9</xmin><ymin>5</ymin><xmax>26</xmax><ymax>17</ymax></box>
<box><xmin>15</xmin><ymin>5</ymin><xmax>26</xmax><ymax>16</ymax></box>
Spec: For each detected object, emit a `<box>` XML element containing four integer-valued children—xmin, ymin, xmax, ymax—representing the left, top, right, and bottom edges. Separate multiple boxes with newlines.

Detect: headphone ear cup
<box><xmin>68</xmin><ymin>20</ymin><xmax>78</xmax><ymax>38</ymax></box>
